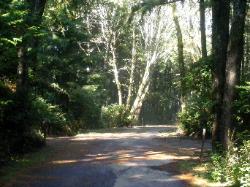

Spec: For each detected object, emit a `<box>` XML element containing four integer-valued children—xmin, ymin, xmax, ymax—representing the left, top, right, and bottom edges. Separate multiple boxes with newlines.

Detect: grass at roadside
<box><xmin>176</xmin><ymin>157</ymin><xmax>228</xmax><ymax>187</ymax></box>
<box><xmin>0</xmin><ymin>146</ymin><xmax>53</xmax><ymax>186</ymax></box>
<box><xmin>177</xmin><ymin>159</ymin><xmax>210</xmax><ymax>178</ymax></box>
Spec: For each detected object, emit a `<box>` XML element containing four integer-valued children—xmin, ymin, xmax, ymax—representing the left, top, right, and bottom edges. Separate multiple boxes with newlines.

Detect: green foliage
<box><xmin>31</xmin><ymin>97</ymin><xmax>69</xmax><ymax>135</ymax></box>
<box><xmin>0</xmin><ymin>82</ymin><xmax>46</xmax><ymax>160</ymax></box>
<box><xmin>0</xmin><ymin>146</ymin><xmax>52</xmax><ymax>186</ymax></box>
<box><xmin>234</xmin><ymin>82</ymin><xmax>250</xmax><ymax>137</ymax></box>
<box><xmin>178</xmin><ymin>95</ymin><xmax>213</xmax><ymax>136</ymax></box>
<box><xmin>141</xmin><ymin>61</ymin><xmax>179</xmax><ymax>124</ymax></box>
<box><xmin>101</xmin><ymin>104</ymin><xmax>132</xmax><ymax>128</ymax></box>
<box><xmin>209</xmin><ymin>153</ymin><xmax>228</xmax><ymax>182</ymax></box>
<box><xmin>69</xmin><ymin>87</ymin><xmax>102</xmax><ymax>129</ymax></box>
<box><xmin>0</xmin><ymin>82</ymin><xmax>14</xmax><ymax>160</ymax></box>
<box><xmin>178</xmin><ymin>58</ymin><xmax>213</xmax><ymax>136</ymax></box>
<box><xmin>208</xmin><ymin>141</ymin><xmax>250</xmax><ymax>187</ymax></box>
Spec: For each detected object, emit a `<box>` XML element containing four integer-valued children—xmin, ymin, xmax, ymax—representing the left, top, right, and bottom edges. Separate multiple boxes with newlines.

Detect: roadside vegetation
<box><xmin>0</xmin><ymin>146</ymin><xmax>53</xmax><ymax>186</ymax></box>
<box><xmin>0</xmin><ymin>0</ymin><xmax>249</xmax><ymax>186</ymax></box>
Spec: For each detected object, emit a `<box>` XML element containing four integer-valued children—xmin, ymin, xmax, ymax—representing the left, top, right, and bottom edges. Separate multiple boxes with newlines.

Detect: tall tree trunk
<box><xmin>14</xmin><ymin>0</ymin><xmax>47</xmax><ymax>149</ymax></box>
<box><xmin>172</xmin><ymin>4</ymin><xmax>185</xmax><ymax>112</ymax></box>
<box><xmin>199</xmin><ymin>0</ymin><xmax>207</xmax><ymax>58</ymax></box>
<box><xmin>130</xmin><ymin>52</ymin><xmax>157</xmax><ymax>121</ymax></box>
<box><xmin>211</xmin><ymin>0</ymin><xmax>230</xmax><ymax>149</ymax></box>
<box><xmin>242</xmin><ymin>14</ymin><xmax>250</xmax><ymax>81</ymax></box>
<box><xmin>16</xmin><ymin>0</ymin><xmax>47</xmax><ymax>99</ymax></box>
<box><xmin>221</xmin><ymin>0</ymin><xmax>247</xmax><ymax>149</ymax></box>
<box><xmin>16</xmin><ymin>46</ymin><xmax>28</xmax><ymax>100</ymax></box>
<box><xmin>132</xmin><ymin>83</ymin><xmax>150</xmax><ymax>121</ymax></box>
<box><xmin>126</xmin><ymin>28</ymin><xmax>136</xmax><ymax>108</ymax></box>
<box><xmin>110</xmin><ymin>36</ymin><xmax>123</xmax><ymax>105</ymax></box>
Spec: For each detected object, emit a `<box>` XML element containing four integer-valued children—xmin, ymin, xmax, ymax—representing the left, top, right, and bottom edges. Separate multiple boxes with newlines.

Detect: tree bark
<box><xmin>14</xmin><ymin>0</ymin><xmax>47</xmax><ymax>149</ymax></box>
<box><xmin>110</xmin><ymin>40</ymin><xmax>123</xmax><ymax>105</ymax></box>
<box><xmin>199</xmin><ymin>0</ymin><xmax>207</xmax><ymax>58</ymax></box>
<box><xmin>130</xmin><ymin>52</ymin><xmax>157</xmax><ymax>121</ymax></box>
<box><xmin>98</xmin><ymin>6</ymin><xmax>123</xmax><ymax>106</ymax></box>
<box><xmin>172</xmin><ymin>4</ymin><xmax>185</xmax><ymax>111</ymax></box>
<box><xmin>131</xmin><ymin>83</ymin><xmax>150</xmax><ymax>121</ymax></box>
<box><xmin>242</xmin><ymin>14</ymin><xmax>250</xmax><ymax>81</ymax></box>
<box><xmin>221</xmin><ymin>0</ymin><xmax>247</xmax><ymax>149</ymax></box>
<box><xmin>126</xmin><ymin>28</ymin><xmax>136</xmax><ymax>108</ymax></box>
<box><xmin>16</xmin><ymin>46</ymin><xmax>28</xmax><ymax>99</ymax></box>
<box><xmin>211</xmin><ymin>0</ymin><xmax>230</xmax><ymax>149</ymax></box>
<box><xmin>16</xmin><ymin>0</ymin><xmax>47</xmax><ymax>99</ymax></box>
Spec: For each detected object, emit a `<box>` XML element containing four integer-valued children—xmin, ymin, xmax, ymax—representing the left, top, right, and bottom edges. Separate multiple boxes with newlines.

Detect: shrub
<box><xmin>178</xmin><ymin>57</ymin><xmax>213</xmax><ymax>136</ymax></box>
<box><xmin>178</xmin><ymin>94</ymin><xmax>213</xmax><ymax>136</ymax></box>
<box><xmin>68</xmin><ymin>87</ymin><xmax>102</xmax><ymax>129</ymax></box>
<box><xmin>209</xmin><ymin>141</ymin><xmax>250</xmax><ymax>187</ymax></box>
<box><xmin>101</xmin><ymin>104</ymin><xmax>132</xmax><ymax>128</ymax></box>
<box><xmin>0</xmin><ymin>95</ymin><xmax>46</xmax><ymax>160</ymax></box>
<box><xmin>31</xmin><ymin>97</ymin><xmax>68</xmax><ymax>135</ymax></box>
<box><xmin>234</xmin><ymin>82</ymin><xmax>250</xmax><ymax>135</ymax></box>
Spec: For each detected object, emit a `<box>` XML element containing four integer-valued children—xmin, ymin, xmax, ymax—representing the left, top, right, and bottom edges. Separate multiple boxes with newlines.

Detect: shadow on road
<box><xmin>5</xmin><ymin>125</ymin><xmax>211</xmax><ymax>187</ymax></box>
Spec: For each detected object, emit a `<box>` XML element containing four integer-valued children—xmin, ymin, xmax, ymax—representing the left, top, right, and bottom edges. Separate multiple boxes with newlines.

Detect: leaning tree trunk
<box><xmin>130</xmin><ymin>52</ymin><xmax>157</xmax><ymax>121</ymax></box>
<box><xmin>172</xmin><ymin>4</ymin><xmax>185</xmax><ymax>112</ymax></box>
<box><xmin>221</xmin><ymin>0</ymin><xmax>247</xmax><ymax>149</ymax></box>
<box><xmin>199</xmin><ymin>0</ymin><xmax>207</xmax><ymax>58</ymax></box>
<box><xmin>211</xmin><ymin>0</ymin><xmax>230</xmax><ymax>149</ymax></box>
<box><xmin>131</xmin><ymin>83</ymin><xmax>150</xmax><ymax>121</ymax></box>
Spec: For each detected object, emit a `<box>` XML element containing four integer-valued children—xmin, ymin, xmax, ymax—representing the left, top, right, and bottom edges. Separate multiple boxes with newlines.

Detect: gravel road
<box><xmin>5</xmin><ymin>125</ymin><xmax>211</xmax><ymax>187</ymax></box>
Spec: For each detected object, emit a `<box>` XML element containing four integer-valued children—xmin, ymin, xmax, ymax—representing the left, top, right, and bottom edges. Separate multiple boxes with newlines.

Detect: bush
<box><xmin>209</xmin><ymin>141</ymin><xmax>250</xmax><ymax>187</ymax></box>
<box><xmin>68</xmin><ymin>87</ymin><xmax>102</xmax><ymax>129</ymax></box>
<box><xmin>101</xmin><ymin>104</ymin><xmax>133</xmax><ymax>128</ymax></box>
<box><xmin>0</xmin><ymin>100</ymin><xmax>13</xmax><ymax>161</ymax></box>
<box><xmin>0</xmin><ymin>95</ymin><xmax>46</xmax><ymax>160</ymax></box>
<box><xmin>178</xmin><ymin>94</ymin><xmax>213</xmax><ymax>136</ymax></box>
<box><xmin>178</xmin><ymin>57</ymin><xmax>213</xmax><ymax>136</ymax></box>
<box><xmin>31</xmin><ymin>97</ymin><xmax>69</xmax><ymax>135</ymax></box>
<box><xmin>234</xmin><ymin>82</ymin><xmax>250</xmax><ymax>135</ymax></box>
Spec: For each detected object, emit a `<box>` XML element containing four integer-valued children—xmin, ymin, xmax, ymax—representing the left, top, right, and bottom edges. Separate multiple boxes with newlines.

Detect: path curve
<box><xmin>6</xmin><ymin>125</ymin><xmax>211</xmax><ymax>187</ymax></box>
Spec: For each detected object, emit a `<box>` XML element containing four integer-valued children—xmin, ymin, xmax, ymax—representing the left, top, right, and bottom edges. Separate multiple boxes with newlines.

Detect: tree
<box><xmin>211</xmin><ymin>0</ymin><xmax>230</xmax><ymax>149</ymax></box>
<box><xmin>15</xmin><ymin>0</ymin><xmax>47</xmax><ymax>140</ymax></box>
<box><xmin>130</xmin><ymin>0</ymin><xmax>183</xmax><ymax>18</ymax></box>
<box><xmin>126</xmin><ymin>27</ymin><xmax>136</xmax><ymax>108</ymax></box>
<box><xmin>212</xmin><ymin>0</ymin><xmax>248</xmax><ymax>150</ymax></box>
<box><xmin>172</xmin><ymin>4</ymin><xmax>186</xmax><ymax>112</ymax></box>
<box><xmin>199</xmin><ymin>0</ymin><xmax>207</xmax><ymax>58</ymax></box>
<box><xmin>16</xmin><ymin>0</ymin><xmax>47</xmax><ymax>101</ymax></box>
<box><xmin>95</xmin><ymin>3</ymin><xmax>127</xmax><ymax>105</ymax></box>
<box><xmin>221</xmin><ymin>0</ymin><xmax>247</xmax><ymax>149</ymax></box>
<box><xmin>129</xmin><ymin>7</ymin><xmax>174</xmax><ymax>120</ymax></box>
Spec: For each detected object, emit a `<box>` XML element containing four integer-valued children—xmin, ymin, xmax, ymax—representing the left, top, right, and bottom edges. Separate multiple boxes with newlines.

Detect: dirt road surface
<box><xmin>5</xmin><ymin>125</ymin><xmax>211</xmax><ymax>187</ymax></box>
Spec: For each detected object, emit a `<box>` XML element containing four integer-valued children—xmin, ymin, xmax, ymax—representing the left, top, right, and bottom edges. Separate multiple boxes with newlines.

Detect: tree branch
<box><xmin>128</xmin><ymin>0</ymin><xmax>184</xmax><ymax>22</ymax></box>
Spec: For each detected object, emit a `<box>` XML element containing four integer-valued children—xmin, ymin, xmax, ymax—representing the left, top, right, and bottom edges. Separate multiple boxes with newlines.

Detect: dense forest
<box><xmin>0</xmin><ymin>0</ymin><xmax>249</xmax><ymax>186</ymax></box>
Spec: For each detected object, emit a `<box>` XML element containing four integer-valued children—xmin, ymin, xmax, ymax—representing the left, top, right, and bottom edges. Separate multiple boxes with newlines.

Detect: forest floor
<box><xmin>2</xmin><ymin>125</ymin><xmax>224</xmax><ymax>187</ymax></box>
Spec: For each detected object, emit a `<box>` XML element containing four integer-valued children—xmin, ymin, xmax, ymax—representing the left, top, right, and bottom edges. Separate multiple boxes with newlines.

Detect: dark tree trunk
<box><xmin>16</xmin><ymin>46</ymin><xmax>29</xmax><ymax>100</ymax></box>
<box><xmin>221</xmin><ymin>0</ymin><xmax>247</xmax><ymax>149</ymax></box>
<box><xmin>242</xmin><ymin>12</ymin><xmax>250</xmax><ymax>81</ymax></box>
<box><xmin>15</xmin><ymin>0</ymin><xmax>47</xmax><ymax>141</ymax></box>
<box><xmin>16</xmin><ymin>0</ymin><xmax>47</xmax><ymax>99</ymax></box>
<box><xmin>172</xmin><ymin>4</ymin><xmax>185</xmax><ymax>111</ymax></box>
<box><xmin>199</xmin><ymin>0</ymin><xmax>207</xmax><ymax>58</ymax></box>
<box><xmin>211</xmin><ymin>0</ymin><xmax>230</xmax><ymax>149</ymax></box>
